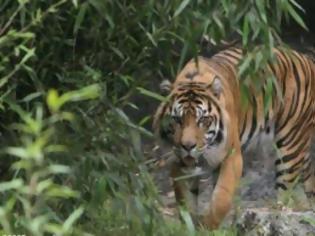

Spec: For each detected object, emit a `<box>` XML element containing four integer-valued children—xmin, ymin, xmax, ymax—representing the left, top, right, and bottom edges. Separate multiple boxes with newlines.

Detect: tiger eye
<box><xmin>172</xmin><ymin>116</ymin><xmax>182</xmax><ymax>124</ymax></box>
<box><xmin>199</xmin><ymin>116</ymin><xmax>212</xmax><ymax>126</ymax></box>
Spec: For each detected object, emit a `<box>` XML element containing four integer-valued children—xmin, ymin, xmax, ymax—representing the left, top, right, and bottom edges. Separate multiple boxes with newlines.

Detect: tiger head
<box><xmin>153</xmin><ymin>58</ymin><xmax>230</xmax><ymax>168</ymax></box>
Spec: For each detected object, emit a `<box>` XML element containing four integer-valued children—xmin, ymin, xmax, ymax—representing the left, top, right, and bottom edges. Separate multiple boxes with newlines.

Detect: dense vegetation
<box><xmin>0</xmin><ymin>0</ymin><xmax>308</xmax><ymax>235</ymax></box>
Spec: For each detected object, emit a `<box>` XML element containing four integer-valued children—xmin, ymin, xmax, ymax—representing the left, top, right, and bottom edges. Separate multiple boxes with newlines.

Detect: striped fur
<box><xmin>153</xmin><ymin>47</ymin><xmax>315</xmax><ymax>229</ymax></box>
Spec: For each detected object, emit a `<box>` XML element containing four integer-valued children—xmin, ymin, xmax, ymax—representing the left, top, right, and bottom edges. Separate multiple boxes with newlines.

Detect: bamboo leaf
<box><xmin>287</xmin><ymin>3</ymin><xmax>307</xmax><ymax>30</ymax></box>
<box><xmin>0</xmin><ymin>179</ymin><xmax>23</xmax><ymax>192</ymax></box>
<box><xmin>74</xmin><ymin>2</ymin><xmax>88</xmax><ymax>34</ymax></box>
<box><xmin>173</xmin><ymin>0</ymin><xmax>191</xmax><ymax>17</ymax></box>
<box><xmin>63</xmin><ymin>207</ymin><xmax>84</xmax><ymax>232</ymax></box>
<box><xmin>137</xmin><ymin>87</ymin><xmax>167</xmax><ymax>102</ymax></box>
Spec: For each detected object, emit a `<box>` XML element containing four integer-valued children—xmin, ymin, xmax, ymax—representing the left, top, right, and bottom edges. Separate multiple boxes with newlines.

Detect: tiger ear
<box><xmin>210</xmin><ymin>76</ymin><xmax>222</xmax><ymax>98</ymax></box>
<box><xmin>160</xmin><ymin>79</ymin><xmax>173</xmax><ymax>94</ymax></box>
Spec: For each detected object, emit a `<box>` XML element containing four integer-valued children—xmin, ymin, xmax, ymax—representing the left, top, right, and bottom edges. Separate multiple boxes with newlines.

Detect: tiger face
<box><xmin>154</xmin><ymin>76</ymin><xmax>228</xmax><ymax>168</ymax></box>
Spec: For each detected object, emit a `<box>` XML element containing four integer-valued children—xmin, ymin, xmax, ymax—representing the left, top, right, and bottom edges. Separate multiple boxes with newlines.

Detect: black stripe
<box><xmin>209</xmin><ymin>101</ymin><xmax>212</xmax><ymax>112</ymax></box>
<box><xmin>299</xmin><ymin>56</ymin><xmax>312</xmax><ymax>114</ymax></box>
<box><xmin>303</xmin><ymin>173</ymin><xmax>311</xmax><ymax>182</ymax></box>
<box><xmin>276</xmin><ymin>53</ymin><xmax>288</xmax><ymax>95</ymax></box>
<box><xmin>294</xmin><ymin>53</ymin><xmax>308</xmax><ymax>77</ymax></box>
<box><xmin>299</xmin><ymin>76</ymin><xmax>310</xmax><ymax>114</ymax></box>
<box><xmin>275</xmin><ymin>183</ymin><xmax>287</xmax><ymax>190</ymax></box>
<box><xmin>284</xmin><ymin>110</ymin><xmax>313</xmax><ymax>149</ymax></box>
<box><xmin>303</xmin><ymin>156</ymin><xmax>312</xmax><ymax>169</ymax></box>
<box><xmin>286</xmin><ymin>175</ymin><xmax>299</xmax><ymax>183</ymax></box>
<box><xmin>269</xmin><ymin>63</ymin><xmax>277</xmax><ymax>76</ymax></box>
<box><xmin>240</xmin><ymin>116</ymin><xmax>247</xmax><ymax>140</ymax></box>
<box><xmin>276</xmin><ymin>60</ymin><xmax>302</xmax><ymax>133</ymax></box>
<box><xmin>274</xmin><ymin>54</ymin><xmax>289</xmax><ymax>127</ymax></box>
<box><xmin>194</xmin><ymin>99</ymin><xmax>203</xmax><ymax>104</ymax></box>
<box><xmin>190</xmin><ymin>188</ymin><xmax>199</xmax><ymax>195</ymax></box>
<box><xmin>303</xmin><ymin>162</ymin><xmax>311</xmax><ymax>176</ymax></box>
<box><xmin>288</xmin><ymin>55</ymin><xmax>302</xmax><ymax>112</ymax></box>
<box><xmin>222</xmin><ymin>51</ymin><xmax>242</xmax><ymax>61</ymax></box>
<box><xmin>177</xmin><ymin>98</ymin><xmax>189</xmax><ymax>103</ymax></box>
<box><xmin>286</xmin><ymin>118</ymin><xmax>313</xmax><ymax>150</ymax></box>
<box><xmin>275</xmin><ymin>141</ymin><xmax>307</xmax><ymax>165</ymax></box>
<box><xmin>228</xmin><ymin>47</ymin><xmax>242</xmax><ymax>54</ymax></box>
<box><xmin>214</xmin><ymin>55</ymin><xmax>237</xmax><ymax>65</ymax></box>
<box><xmin>242</xmin><ymin>97</ymin><xmax>257</xmax><ymax>150</ymax></box>
<box><xmin>276</xmin><ymin>101</ymin><xmax>313</xmax><ymax>147</ymax></box>
<box><xmin>160</xmin><ymin>102</ymin><xmax>170</xmax><ymax>119</ymax></box>
<box><xmin>275</xmin><ymin>157</ymin><xmax>303</xmax><ymax>178</ymax></box>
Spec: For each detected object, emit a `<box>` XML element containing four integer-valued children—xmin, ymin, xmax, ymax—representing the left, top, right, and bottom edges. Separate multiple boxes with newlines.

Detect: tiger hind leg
<box><xmin>274</xmin><ymin>130</ymin><xmax>315</xmax><ymax>205</ymax></box>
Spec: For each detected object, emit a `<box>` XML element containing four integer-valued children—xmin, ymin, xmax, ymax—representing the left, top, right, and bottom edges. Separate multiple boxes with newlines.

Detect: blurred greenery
<box><xmin>0</xmin><ymin>0</ymin><xmax>307</xmax><ymax>235</ymax></box>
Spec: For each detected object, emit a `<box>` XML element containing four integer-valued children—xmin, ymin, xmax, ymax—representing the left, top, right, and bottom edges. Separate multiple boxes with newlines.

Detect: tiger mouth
<box><xmin>181</xmin><ymin>155</ymin><xmax>197</xmax><ymax>167</ymax></box>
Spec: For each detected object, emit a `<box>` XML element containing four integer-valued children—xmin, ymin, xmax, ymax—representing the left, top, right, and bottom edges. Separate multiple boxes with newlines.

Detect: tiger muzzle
<box><xmin>178</xmin><ymin>142</ymin><xmax>201</xmax><ymax>167</ymax></box>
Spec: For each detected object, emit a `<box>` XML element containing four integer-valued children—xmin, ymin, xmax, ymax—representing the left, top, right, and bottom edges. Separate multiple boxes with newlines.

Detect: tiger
<box><xmin>153</xmin><ymin>47</ymin><xmax>315</xmax><ymax>229</ymax></box>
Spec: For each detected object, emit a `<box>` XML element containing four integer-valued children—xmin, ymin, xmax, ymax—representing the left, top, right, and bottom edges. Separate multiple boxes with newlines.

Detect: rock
<box><xmin>235</xmin><ymin>208</ymin><xmax>315</xmax><ymax>236</ymax></box>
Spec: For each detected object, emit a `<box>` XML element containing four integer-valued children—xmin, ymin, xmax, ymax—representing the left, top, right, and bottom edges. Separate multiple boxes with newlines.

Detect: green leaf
<box><xmin>0</xmin><ymin>179</ymin><xmax>23</xmax><ymax>192</ymax></box>
<box><xmin>72</xmin><ymin>0</ymin><xmax>78</xmax><ymax>8</ymax></box>
<box><xmin>302</xmin><ymin>217</ymin><xmax>315</xmax><ymax>226</ymax></box>
<box><xmin>213</xmin><ymin>12</ymin><xmax>225</xmax><ymax>35</ymax></box>
<box><xmin>177</xmin><ymin>41</ymin><xmax>188</xmax><ymax>74</ymax></box>
<box><xmin>255</xmin><ymin>0</ymin><xmax>267</xmax><ymax>23</ymax></box>
<box><xmin>139</xmin><ymin>115</ymin><xmax>151</xmax><ymax>126</ymax></box>
<box><xmin>137</xmin><ymin>87</ymin><xmax>167</xmax><ymax>102</ymax></box>
<box><xmin>20</xmin><ymin>47</ymin><xmax>35</xmax><ymax>64</ymax></box>
<box><xmin>173</xmin><ymin>0</ymin><xmax>191</xmax><ymax>17</ymax></box>
<box><xmin>242</xmin><ymin>16</ymin><xmax>249</xmax><ymax>45</ymax></box>
<box><xmin>74</xmin><ymin>2</ymin><xmax>88</xmax><ymax>34</ymax></box>
<box><xmin>60</xmin><ymin>84</ymin><xmax>101</xmax><ymax>103</ymax></box>
<box><xmin>46</xmin><ymin>185</ymin><xmax>79</xmax><ymax>198</ymax></box>
<box><xmin>238</xmin><ymin>53</ymin><xmax>253</xmax><ymax>77</ymax></box>
<box><xmin>21</xmin><ymin>92</ymin><xmax>42</xmax><ymax>103</ymax></box>
<box><xmin>47</xmin><ymin>89</ymin><xmax>60</xmax><ymax>112</ymax></box>
<box><xmin>287</xmin><ymin>3</ymin><xmax>307</xmax><ymax>30</ymax></box>
<box><xmin>130</xmin><ymin>128</ymin><xmax>142</xmax><ymax>157</ymax></box>
<box><xmin>48</xmin><ymin>164</ymin><xmax>71</xmax><ymax>174</ymax></box>
<box><xmin>29</xmin><ymin>215</ymin><xmax>49</xmax><ymax>234</ymax></box>
<box><xmin>240</xmin><ymin>83</ymin><xmax>250</xmax><ymax>109</ymax></box>
<box><xmin>179</xmin><ymin>208</ymin><xmax>195</xmax><ymax>234</ymax></box>
<box><xmin>37</xmin><ymin>179</ymin><xmax>53</xmax><ymax>194</ymax></box>
<box><xmin>174</xmin><ymin>170</ymin><xmax>205</xmax><ymax>181</ymax></box>
<box><xmin>6</xmin><ymin>147</ymin><xmax>29</xmax><ymax>159</ymax></box>
<box><xmin>289</xmin><ymin>0</ymin><xmax>305</xmax><ymax>12</ymax></box>
<box><xmin>62</xmin><ymin>207</ymin><xmax>84</xmax><ymax>232</ymax></box>
<box><xmin>263</xmin><ymin>76</ymin><xmax>274</xmax><ymax>114</ymax></box>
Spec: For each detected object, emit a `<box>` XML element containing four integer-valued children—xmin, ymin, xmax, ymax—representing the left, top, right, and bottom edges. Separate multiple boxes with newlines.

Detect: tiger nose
<box><xmin>181</xmin><ymin>142</ymin><xmax>196</xmax><ymax>151</ymax></box>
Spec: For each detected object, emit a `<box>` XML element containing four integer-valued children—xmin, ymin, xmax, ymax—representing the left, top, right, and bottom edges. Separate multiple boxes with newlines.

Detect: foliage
<box><xmin>0</xmin><ymin>0</ymin><xmax>305</xmax><ymax>235</ymax></box>
<box><xmin>0</xmin><ymin>87</ymin><xmax>97</xmax><ymax>235</ymax></box>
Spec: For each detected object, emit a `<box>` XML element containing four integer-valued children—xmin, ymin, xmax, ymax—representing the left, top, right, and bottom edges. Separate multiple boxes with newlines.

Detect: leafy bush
<box><xmin>0</xmin><ymin>0</ymin><xmax>305</xmax><ymax>235</ymax></box>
